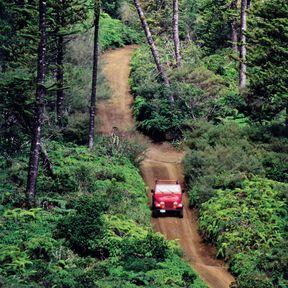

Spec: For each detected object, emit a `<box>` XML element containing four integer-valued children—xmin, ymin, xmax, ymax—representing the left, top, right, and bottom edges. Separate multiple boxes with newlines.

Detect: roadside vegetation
<box><xmin>1</xmin><ymin>0</ymin><xmax>287</xmax><ymax>287</ymax></box>
<box><xmin>0</xmin><ymin>140</ymin><xmax>206</xmax><ymax>287</ymax></box>
<box><xmin>129</xmin><ymin>0</ymin><xmax>288</xmax><ymax>287</ymax></box>
<box><xmin>183</xmin><ymin>122</ymin><xmax>288</xmax><ymax>287</ymax></box>
<box><xmin>130</xmin><ymin>44</ymin><xmax>238</xmax><ymax>139</ymax></box>
<box><xmin>0</xmin><ymin>1</ymin><xmax>206</xmax><ymax>287</ymax></box>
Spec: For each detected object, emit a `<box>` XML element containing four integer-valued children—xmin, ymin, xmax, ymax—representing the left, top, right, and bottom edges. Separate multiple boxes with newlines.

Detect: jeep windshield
<box><xmin>155</xmin><ymin>184</ymin><xmax>181</xmax><ymax>194</ymax></box>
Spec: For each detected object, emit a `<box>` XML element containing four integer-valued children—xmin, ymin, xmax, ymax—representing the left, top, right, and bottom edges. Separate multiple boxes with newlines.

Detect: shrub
<box><xmin>184</xmin><ymin>122</ymin><xmax>265</xmax><ymax>206</ymax></box>
<box><xmin>100</xmin><ymin>13</ymin><xmax>142</xmax><ymax>50</ymax></box>
<box><xmin>199</xmin><ymin>177</ymin><xmax>288</xmax><ymax>287</ymax></box>
<box><xmin>123</xmin><ymin>257</ymin><xmax>158</xmax><ymax>272</ymax></box>
<box><xmin>57</xmin><ymin>195</ymin><xmax>107</xmax><ymax>257</ymax></box>
<box><xmin>262</xmin><ymin>152</ymin><xmax>288</xmax><ymax>183</ymax></box>
<box><xmin>130</xmin><ymin>43</ymin><xmax>239</xmax><ymax>140</ymax></box>
<box><xmin>122</xmin><ymin>232</ymin><xmax>169</xmax><ymax>261</ymax></box>
<box><xmin>0</xmin><ymin>207</ymin><xmax>66</xmax><ymax>285</ymax></box>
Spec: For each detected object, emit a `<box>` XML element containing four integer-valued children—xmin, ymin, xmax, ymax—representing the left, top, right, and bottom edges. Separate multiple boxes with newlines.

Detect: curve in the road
<box><xmin>97</xmin><ymin>46</ymin><xmax>235</xmax><ymax>288</ymax></box>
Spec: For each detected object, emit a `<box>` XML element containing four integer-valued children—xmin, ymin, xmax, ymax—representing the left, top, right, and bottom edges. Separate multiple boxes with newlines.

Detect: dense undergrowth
<box><xmin>183</xmin><ymin>121</ymin><xmax>288</xmax><ymax>287</ymax></box>
<box><xmin>130</xmin><ymin>27</ymin><xmax>287</xmax><ymax>288</ymax></box>
<box><xmin>130</xmin><ymin>44</ymin><xmax>239</xmax><ymax>140</ymax></box>
<box><xmin>0</xmin><ymin>140</ymin><xmax>206</xmax><ymax>287</ymax></box>
<box><xmin>1</xmin><ymin>0</ymin><xmax>287</xmax><ymax>287</ymax></box>
<box><xmin>184</xmin><ymin>121</ymin><xmax>288</xmax><ymax>207</ymax></box>
<box><xmin>0</xmin><ymin>7</ymin><xmax>206</xmax><ymax>287</ymax></box>
<box><xmin>199</xmin><ymin>177</ymin><xmax>287</xmax><ymax>288</ymax></box>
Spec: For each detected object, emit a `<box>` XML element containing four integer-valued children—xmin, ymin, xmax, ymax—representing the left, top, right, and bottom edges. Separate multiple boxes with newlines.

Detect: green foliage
<box><xmin>0</xmin><ymin>207</ymin><xmax>67</xmax><ymax>286</ymax></box>
<box><xmin>199</xmin><ymin>177</ymin><xmax>288</xmax><ymax>287</ymax></box>
<box><xmin>184</xmin><ymin>121</ymin><xmax>288</xmax><ymax>206</ymax></box>
<box><xmin>102</xmin><ymin>0</ymin><xmax>124</xmax><ymax>18</ymax></box>
<box><xmin>245</xmin><ymin>0</ymin><xmax>288</xmax><ymax>121</ymax></box>
<box><xmin>121</xmin><ymin>232</ymin><xmax>169</xmax><ymax>261</ymax></box>
<box><xmin>184</xmin><ymin>119</ymin><xmax>288</xmax><ymax>287</ymax></box>
<box><xmin>0</xmin><ymin>69</ymin><xmax>34</xmax><ymax>154</ymax></box>
<box><xmin>100</xmin><ymin>13</ymin><xmax>142</xmax><ymax>50</ymax></box>
<box><xmin>0</xmin><ymin>139</ymin><xmax>206</xmax><ymax>287</ymax></box>
<box><xmin>184</xmin><ymin>121</ymin><xmax>264</xmax><ymax>206</ymax></box>
<box><xmin>262</xmin><ymin>152</ymin><xmax>288</xmax><ymax>183</ymax></box>
<box><xmin>57</xmin><ymin>195</ymin><xmax>107</xmax><ymax>256</ymax></box>
<box><xmin>189</xmin><ymin>0</ymin><xmax>235</xmax><ymax>53</ymax></box>
<box><xmin>130</xmin><ymin>44</ymin><xmax>239</xmax><ymax>140</ymax></box>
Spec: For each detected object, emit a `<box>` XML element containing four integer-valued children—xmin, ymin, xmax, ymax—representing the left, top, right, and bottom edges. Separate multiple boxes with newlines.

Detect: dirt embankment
<box><xmin>98</xmin><ymin>46</ymin><xmax>235</xmax><ymax>288</ymax></box>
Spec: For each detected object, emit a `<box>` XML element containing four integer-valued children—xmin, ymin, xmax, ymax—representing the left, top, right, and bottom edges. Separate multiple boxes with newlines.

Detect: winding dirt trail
<box><xmin>98</xmin><ymin>46</ymin><xmax>235</xmax><ymax>288</ymax></box>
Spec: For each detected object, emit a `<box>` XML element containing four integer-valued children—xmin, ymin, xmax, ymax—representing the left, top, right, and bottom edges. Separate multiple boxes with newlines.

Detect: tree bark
<box><xmin>173</xmin><ymin>0</ymin><xmax>181</xmax><ymax>67</ymax></box>
<box><xmin>88</xmin><ymin>1</ymin><xmax>100</xmax><ymax>149</ymax></box>
<box><xmin>286</xmin><ymin>106</ymin><xmax>288</xmax><ymax>137</ymax></box>
<box><xmin>40</xmin><ymin>144</ymin><xmax>55</xmax><ymax>178</ymax></box>
<box><xmin>133</xmin><ymin>0</ymin><xmax>174</xmax><ymax>103</ymax></box>
<box><xmin>56</xmin><ymin>12</ymin><xmax>64</xmax><ymax>123</ymax></box>
<box><xmin>26</xmin><ymin>0</ymin><xmax>47</xmax><ymax>206</ymax></box>
<box><xmin>230</xmin><ymin>0</ymin><xmax>238</xmax><ymax>52</ymax></box>
<box><xmin>239</xmin><ymin>0</ymin><xmax>247</xmax><ymax>90</ymax></box>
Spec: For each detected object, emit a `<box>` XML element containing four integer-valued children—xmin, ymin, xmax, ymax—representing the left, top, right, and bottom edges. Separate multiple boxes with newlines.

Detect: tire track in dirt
<box><xmin>98</xmin><ymin>46</ymin><xmax>235</xmax><ymax>288</ymax></box>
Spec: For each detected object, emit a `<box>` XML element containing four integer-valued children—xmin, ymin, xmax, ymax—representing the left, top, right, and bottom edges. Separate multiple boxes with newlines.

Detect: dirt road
<box><xmin>98</xmin><ymin>46</ymin><xmax>235</xmax><ymax>288</ymax></box>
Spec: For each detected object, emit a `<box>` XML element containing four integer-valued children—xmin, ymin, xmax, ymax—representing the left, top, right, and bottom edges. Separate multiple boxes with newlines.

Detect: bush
<box><xmin>130</xmin><ymin>43</ymin><xmax>239</xmax><ymax>140</ymax></box>
<box><xmin>123</xmin><ymin>257</ymin><xmax>158</xmax><ymax>272</ymax></box>
<box><xmin>0</xmin><ymin>139</ymin><xmax>207</xmax><ymax>287</ymax></box>
<box><xmin>57</xmin><ymin>195</ymin><xmax>107</xmax><ymax>257</ymax></box>
<box><xmin>184</xmin><ymin>120</ymin><xmax>288</xmax><ymax>286</ymax></box>
<box><xmin>184</xmin><ymin>121</ymin><xmax>288</xmax><ymax>208</ymax></box>
<box><xmin>122</xmin><ymin>232</ymin><xmax>169</xmax><ymax>261</ymax></box>
<box><xmin>0</xmin><ymin>207</ymin><xmax>66</xmax><ymax>286</ymax></box>
<box><xmin>100</xmin><ymin>13</ymin><xmax>142</xmax><ymax>50</ymax></box>
<box><xmin>199</xmin><ymin>177</ymin><xmax>288</xmax><ymax>287</ymax></box>
<box><xmin>262</xmin><ymin>152</ymin><xmax>288</xmax><ymax>183</ymax></box>
<box><xmin>184</xmin><ymin>122</ymin><xmax>265</xmax><ymax>206</ymax></box>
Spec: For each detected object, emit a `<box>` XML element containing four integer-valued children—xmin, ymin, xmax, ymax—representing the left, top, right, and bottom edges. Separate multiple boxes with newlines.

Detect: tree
<box><xmin>230</xmin><ymin>0</ymin><xmax>238</xmax><ymax>51</ymax></box>
<box><xmin>26</xmin><ymin>0</ymin><xmax>47</xmax><ymax>206</ymax></box>
<box><xmin>239</xmin><ymin>0</ymin><xmax>247</xmax><ymax>90</ymax></box>
<box><xmin>133</xmin><ymin>0</ymin><xmax>174</xmax><ymax>103</ymax></box>
<box><xmin>88</xmin><ymin>0</ymin><xmax>100</xmax><ymax>149</ymax></box>
<box><xmin>102</xmin><ymin>0</ymin><xmax>123</xmax><ymax>18</ymax></box>
<box><xmin>173</xmin><ymin>0</ymin><xmax>182</xmax><ymax>67</ymax></box>
<box><xmin>190</xmin><ymin>0</ymin><xmax>232</xmax><ymax>53</ymax></box>
<box><xmin>50</xmin><ymin>0</ymin><xmax>91</xmax><ymax>124</ymax></box>
<box><xmin>55</xmin><ymin>9</ymin><xmax>65</xmax><ymax>123</ymax></box>
<box><xmin>244</xmin><ymin>0</ymin><xmax>288</xmax><ymax>125</ymax></box>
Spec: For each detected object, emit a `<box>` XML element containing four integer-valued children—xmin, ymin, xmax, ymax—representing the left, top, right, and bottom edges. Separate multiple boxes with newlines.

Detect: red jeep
<box><xmin>151</xmin><ymin>180</ymin><xmax>183</xmax><ymax>218</ymax></box>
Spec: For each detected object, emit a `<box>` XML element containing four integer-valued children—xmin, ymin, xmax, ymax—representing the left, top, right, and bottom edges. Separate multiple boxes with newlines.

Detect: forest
<box><xmin>0</xmin><ymin>0</ymin><xmax>287</xmax><ymax>287</ymax></box>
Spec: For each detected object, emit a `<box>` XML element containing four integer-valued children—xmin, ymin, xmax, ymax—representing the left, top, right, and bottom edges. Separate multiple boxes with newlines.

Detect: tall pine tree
<box><xmin>245</xmin><ymin>0</ymin><xmax>288</xmax><ymax>124</ymax></box>
<box><xmin>88</xmin><ymin>0</ymin><xmax>100</xmax><ymax>149</ymax></box>
<box><xmin>26</xmin><ymin>0</ymin><xmax>47</xmax><ymax>206</ymax></box>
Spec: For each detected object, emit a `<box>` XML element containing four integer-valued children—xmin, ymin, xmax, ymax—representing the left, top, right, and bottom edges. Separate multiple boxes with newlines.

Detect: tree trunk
<box><xmin>239</xmin><ymin>0</ymin><xmax>247</xmax><ymax>90</ymax></box>
<box><xmin>286</xmin><ymin>106</ymin><xmax>288</xmax><ymax>137</ymax></box>
<box><xmin>40</xmin><ymin>144</ymin><xmax>55</xmax><ymax>178</ymax></box>
<box><xmin>173</xmin><ymin>0</ymin><xmax>181</xmax><ymax>67</ymax></box>
<box><xmin>56</xmin><ymin>12</ymin><xmax>64</xmax><ymax>123</ymax></box>
<box><xmin>133</xmin><ymin>0</ymin><xmax>174</xmax><ymax>103</ymax></box>
<box><xmin>88</xmin><ymin>1</ymin><xmax>100</xmax><ymax>149</ymax></box>
<box><xmin>26</xmin><ymin>0</ymin><xmax>47</xmax><ymax>206</ymax></box>
<box><xmin>230</xmin><ymin>0</ymin><xmax>238</xmax><ymax>52</ymax></box>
